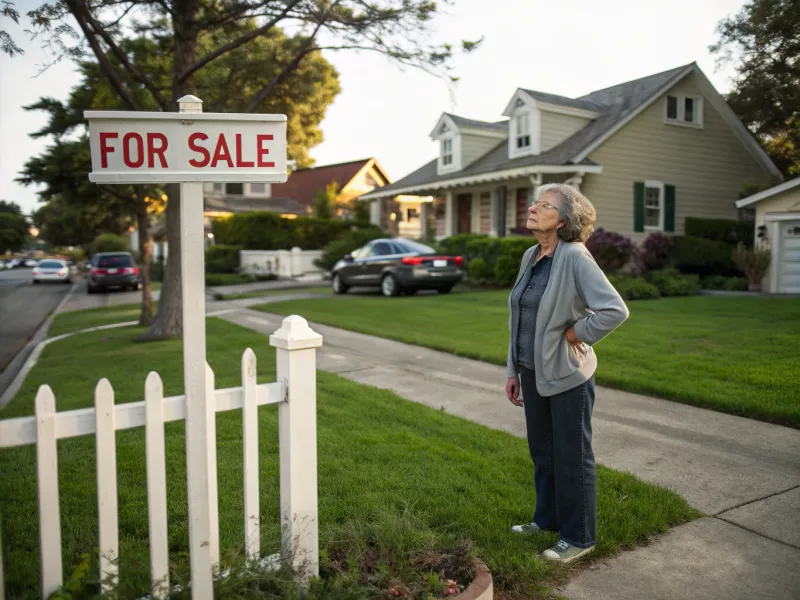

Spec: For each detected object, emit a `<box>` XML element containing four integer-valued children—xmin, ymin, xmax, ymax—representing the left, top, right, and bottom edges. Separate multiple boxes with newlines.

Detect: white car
<box><xmin>24</xmin><ymin>259</ymin><xmax>38</xmax><ymax>267</ymax></box>
<box><xmin>32</xmin><ymin>259</ymin><xmax>72</xmax><ymax>284</ymax></box>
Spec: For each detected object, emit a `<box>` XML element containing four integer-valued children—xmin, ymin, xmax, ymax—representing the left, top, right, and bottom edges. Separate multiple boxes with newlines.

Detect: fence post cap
<box><xmin>269</xmin><ymin>315</ymin><xmax>323</xmax><ymax>350</ymax></box>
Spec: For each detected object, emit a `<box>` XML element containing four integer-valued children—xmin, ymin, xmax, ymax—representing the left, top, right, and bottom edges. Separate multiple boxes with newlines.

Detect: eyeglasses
<box><xmin>531</xmin><ymin>199</ymin><xmax>559</xmax><ymax>211</ymax></box>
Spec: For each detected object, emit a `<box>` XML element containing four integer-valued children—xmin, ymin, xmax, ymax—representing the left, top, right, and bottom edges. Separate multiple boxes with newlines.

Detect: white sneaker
<box><xmin>542</xmin><ymin>539</ymin><xmax>595</xmax><ymax>563</ymax></box>
<box><xmin>511</xmin><ymin>522</ymin><xmax>542</xmax><ymax>534</ymax></box>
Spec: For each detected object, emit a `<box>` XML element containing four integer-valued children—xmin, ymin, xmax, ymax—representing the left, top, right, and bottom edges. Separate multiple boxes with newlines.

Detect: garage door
<box><xmin>779</xmin><ymin>221</ymin><xmax>800</xmax><ymax>293</ymax></box>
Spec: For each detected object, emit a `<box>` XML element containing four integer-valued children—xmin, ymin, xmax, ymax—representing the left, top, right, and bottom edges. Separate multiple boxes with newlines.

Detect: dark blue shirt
<box><xmin>510</xmin><ymin>254</ymin><xmax>553</xmax><ymax>371</ymax></box>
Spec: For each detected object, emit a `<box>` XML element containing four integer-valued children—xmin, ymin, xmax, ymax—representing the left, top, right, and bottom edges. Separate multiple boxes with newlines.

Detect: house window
<box><xmin>516</xmin><ymin>113</ymin><xmax>531</xmax><ymax>149</ymax></box>
<box><xmin>226</xmin><ymin>183</ymin><xmax>243</xmax><ymax>195</ymax></box>
<box><xmin>212</xmin><ymin>183</ymin><xmax>224</xmax><ymax>192</ymax></box>
<box><xmin>665</xmin><ymin>94</ymin><xmax>703</xmax><ymax>126</ymax></box>
<box><xmin>441</xmin><ymin>139</ymin><xmax>453</xmax><ymax>166</ymax></box>
<box><xmin>250</xmin><ymin>183</ymin><xmax>266</xmax><ymax>195</ymax></box>
<box><xmin>644</xmin><ymin>181</ymin><xmax>664</xmax><ymax>230</ymax></box>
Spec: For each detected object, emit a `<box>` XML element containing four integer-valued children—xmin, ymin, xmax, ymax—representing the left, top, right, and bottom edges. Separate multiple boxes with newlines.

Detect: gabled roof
<box><xmin>205</xmin><ymin>195</ymin><xmax>307</xmax><ymax>215</ymax></box>
<box><xmin>271</xmin><ymin>158</ymin><xmax>384</xmax><ymax>207</ymax></box>
<box><xmin>444</xmin><ymin>113</ymin><xmax>507</xmax><ymax>132</ymax></box>
<box><xmin>735</xmin><ymin>178</ymin><xmax>800</xmax><ymax>208</ymax></box>
<box><xmin>519</xmin><ymin>89</ymin><xmax>604</xmax><ymax>113</ymax></box>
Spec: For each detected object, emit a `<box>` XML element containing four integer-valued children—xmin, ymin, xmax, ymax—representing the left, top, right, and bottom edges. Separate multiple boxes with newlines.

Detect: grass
<box><xmin>0</xmin><ymin>310</ymin><xmax>696</xmax><ymax>599</ymax></box>
<box><xmin>257</xmin><ymin>293</ymin><xmax>800</xmax><ymax>427</ymax></box>
<box><xmin>215</xmin><ymin>286</ymin><xmax>331</xmax><ymax>301</ymax></box>
<box><xmin>50</xmin><ymin>304</ymin><xmax>159</xmax><ymax>337</ymax></box>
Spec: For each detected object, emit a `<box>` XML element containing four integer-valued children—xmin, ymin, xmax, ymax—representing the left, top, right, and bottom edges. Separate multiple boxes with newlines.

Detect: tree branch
<box><xmin>65</xmin><ymin>0</ymin><xmax>141</xmax><ymax>110</ymax></box>
<box><xmin>180</xmin><ymin>0</ymin><xmax>302</xmax><ymax>82</ymax></box>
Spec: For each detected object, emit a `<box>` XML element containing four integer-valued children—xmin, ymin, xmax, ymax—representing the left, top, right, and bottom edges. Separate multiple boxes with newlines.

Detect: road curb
<box><xmin>0</xmin><ymin>280</ymin><xmax>79</xmax><ymax>408</ymax></box>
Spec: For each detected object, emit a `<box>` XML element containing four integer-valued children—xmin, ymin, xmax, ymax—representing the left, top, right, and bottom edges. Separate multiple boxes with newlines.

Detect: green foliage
<box><xmin>0</xmin><ymin>210</ymin><xmax>28</xmax><ymax>253</ymax></box>
<box><xmin>205</xmin><ymin>272</ymin><xmax>277</xmax><ymax>287</ymax></box>
<box><xmin>205</xmin><ymin>244</ymin><xmax>242</xmax><ymax>274</ymax></box>
<box><xmin>607</xmin><ymin>275</ymin><xmax>661</xmax><ymax>301</ymax></box>
<box><xmin>670</xmin><ymin>236</ymin><xmax>741</xmax><ymax>277</ymax></box>
<box><xmin>213</xmin><ymin>212</ymin><xmax>377</xmax><ymax>251</ymax></box>
<box><xmin>90</xmin><ymin>233</ymin><xmax>129</xmax><ymax>255</ymax></box>
<box><xmin>645</xmin><ymin>268</ymin><xmax>700</xmax><ymax>297</ymax></box>
<box><xmin>684</xmin><ymin>217</ymin><xmax>754</xmax><ymax>247</ymax></box>
<box><xmin>467</xmin><ymin>258</ymin><xmax>493</xmax><ymax>281</ymax></box>
<box><xmin>732</xmin><ymin>242</ymin><xmax>771</xmax><ymax>288</ymax></box>
<box><xmin>55</xmin><ymin>247</ymin><xmax>86</xmax><ymax>264</ymax></box>
<box><xmin>314</xmin><ymin>228</ymin><xmax>385</xmax><ymax>272</ymax></box>
<box><xmin>313</xmin><ymin>182</ymin><xmax>340</xmax><ymax>219</ymax></box>
<box><xmin>352</xmin><ymin>200</ymin><xmax>371</xmax><ymax>225</ymax></box>
<box><xmin>701</xmin><ymin>275</ymin><xmax>749</xmax><ymax>291</ymax></box>
<box><xmin>436</xmin><ymin>234</ymin><xmax>533</xmax><ymax>286</ymax></box>
<box><xmin>149</xmin><ymin>261</ymin><xmax>164</xmax><ymax>282</ymax></box>
<box><xmin>493</xmin><ymin>239</ymin><xmax>535</xmax><ymax>286</ymax></box>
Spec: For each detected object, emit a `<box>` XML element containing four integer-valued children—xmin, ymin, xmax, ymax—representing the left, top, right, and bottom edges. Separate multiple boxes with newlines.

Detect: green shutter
<box><xmin>664</xmin><ymin>184</ymin><xmax>676</xmax><ymax>232</ymax></box>
<box><xmin>633</xmin><ymin>182</ymin><xmax>645</xmax><ymax>232</ymax></box>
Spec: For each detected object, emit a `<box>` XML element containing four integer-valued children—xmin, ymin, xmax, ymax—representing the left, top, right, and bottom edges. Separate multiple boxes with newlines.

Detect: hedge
<box><xmin>669</xmin><ymin>235</ymin><xmax>742</xmax><ymax>277</ymax></box>
<box><xmin>607</xmin><ymin>275</ymin><xmax>661</xmax><ymax>301</ymax></box>
<box><xmin>205</xmin><ymin>244</ymin><xmax>242</xmax><ymax>273</ymax></box>
<box><xmin>684</xmin><ymin>217</ymin><xmax>753</xmax><ymax>247</ymax></box>
<box><xmin>314</xmin><ymin>228</ymin><xmax>386</xmax><ymax>272</ymax></box>
<box><xmin>700</xmin><ymin>275</ymin><xmax>748</xmax><ymax>291</ymax></box>
<box><xmin>437</xmin><ymin>234</ymin><xmax>534</xmax><ymax>286</ymax></box>
<box><xmin>645</xmin><ymin>268</ymin><xmax>699</xmax><ymax>297</ymax></box>
<box><xmin>212</xmin><ymin>212</ymin><xmax>378</xmax><ymax>250</ymax></box>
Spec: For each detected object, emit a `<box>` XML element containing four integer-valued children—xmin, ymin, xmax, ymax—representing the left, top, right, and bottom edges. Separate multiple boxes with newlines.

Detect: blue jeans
<box><xmin>519</xmin><ymin>366</ymin><xmax>597</xmax><ymax>548</ymax></box>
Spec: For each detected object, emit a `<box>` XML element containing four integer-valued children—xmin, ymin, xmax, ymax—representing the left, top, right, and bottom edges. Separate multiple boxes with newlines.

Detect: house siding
<box><xmin>582</xmin><ymin>71</ymin><xmax>775</xmax><ymax>240</ymax></box>
<box><xmin>461</xmin><ymin>133</ymin><xmax>504</xmax><ymax>168</ymax></box>
<box><xmin>540</xmin><ymin>112</ymin><xmax>590</xmax><ymax>152</ymax></box>
<box><xmin>479</xmin><ymin>192</ymin><xmax>492</xmax><ymax>233</ymax></box>
<box><xmin>754</xmin><ymin>188</ymin><xmax>800</xmax><ymax>230</ymax></box>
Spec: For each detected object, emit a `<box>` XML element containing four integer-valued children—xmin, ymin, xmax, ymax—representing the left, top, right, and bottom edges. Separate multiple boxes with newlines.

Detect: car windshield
<box><xmin>394</xmin><ymin>239</ymin><xmax>435</xmax><ymax>255</ymax></box>
<box><xmin>97</xmin><ymin>255</ymin><xmax>133</xmax><ymax>268</ymax></box>
<box><xmin>38</xmin><ymin>261</ymin><xmax>63</xmax><ymax>269</ymax></box>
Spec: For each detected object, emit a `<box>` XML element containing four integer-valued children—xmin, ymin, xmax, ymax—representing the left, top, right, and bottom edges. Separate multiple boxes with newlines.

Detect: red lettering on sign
<box><xmin>257</xmin><ymin>134</ymin><xmax>275</xmax><ymax>168</ymax></box>
<box><xmin>188</xmin><ymin>132</ymin><xmax>210</xmax><ymax>168</ymax></box>
<box><xmin>211</xmin><ymin>134</ymin><xmax>234</xmax><ymax>168</ymax></box>
<box><xmin>99</xmin><ymin>132</ymin><xmax>118</xmax><ymax>168</ymax></box>
<box><xmin>123</xmin><ymin>132</ymin><xmax>145</xmax><ymax>168</ymax></box>
<box><xmin>147</xmin><ymin>133</ymin><xmax>169</xmax><ymax>168</ymax></box>
<box><xmin>235</xmin><ymin>134</ymin><xmax>255</xmax><ymax>168</ymax></box>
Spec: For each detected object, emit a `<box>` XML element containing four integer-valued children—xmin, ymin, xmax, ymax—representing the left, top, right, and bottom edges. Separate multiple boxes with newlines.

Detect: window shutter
<box><xmin>633</xmin><ymin>182</ymin><xmax>645</xmax><ymax>232</ymax></box>
<box><xmin>664</xmin><ymin>184</ymin><xmax>676</xmax><ymax>232</ymax></box>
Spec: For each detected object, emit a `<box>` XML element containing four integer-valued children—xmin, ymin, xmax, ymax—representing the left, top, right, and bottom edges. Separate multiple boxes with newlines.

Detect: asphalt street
<box><xmin>0</xmin><ymin>268</ymin><xmax>71</xmax><ymax>372</ymax></box>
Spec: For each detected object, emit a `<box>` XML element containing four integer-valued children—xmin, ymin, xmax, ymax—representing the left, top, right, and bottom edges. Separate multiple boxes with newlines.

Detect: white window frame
<box><xmin>248</xmin><ymin>182</ymin><xmax>267</xmax><ymax>196</ymax></box>
<box><xmin>644</xmin><ymin>180</ymin><xmax>665</xmax><ymax>232</ymax></box>
<box><xmin>515</xmin><ymin>112</ymin><xmax>531</xmax><ymax>149</ymax></box>
<box><xmin>664</xmin><ymin>94</ymin><xmax>704</xmax><ymax>128</ymax></box>
<box><xmin>441</xmin><ymin>138</ymin><xmax>453</xmax><ymax>166</ymax></box>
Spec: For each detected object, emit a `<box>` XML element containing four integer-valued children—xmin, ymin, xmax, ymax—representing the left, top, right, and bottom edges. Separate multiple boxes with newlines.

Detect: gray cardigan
<box><xmin>506</xmin><ymin>241</ymin><xmax>629</xmax><ymax>396</ymax></box>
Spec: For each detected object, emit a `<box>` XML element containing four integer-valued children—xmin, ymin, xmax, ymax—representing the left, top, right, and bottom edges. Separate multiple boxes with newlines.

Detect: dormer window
<box><xmin>665</xmin><ymin>94</ymin><xmax>703</xmax><ymax>127</ymax></box>
<box><xmin>516</xmin><ymin>113</ymin><xmax>531</xmax><ymax>148</ymax></box>
<box><xmin>441</xmin><ymin>139</ymin><xmax>453</xmax><ymax>166</ymax></box>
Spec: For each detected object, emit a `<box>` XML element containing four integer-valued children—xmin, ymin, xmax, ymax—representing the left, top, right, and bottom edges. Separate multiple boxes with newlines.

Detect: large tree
<box><xmin>1</xmin><ymin>1</ymin><xmax>23</xmax><ymax>56</ymax></box>
<box><xmin>0</xmin><ymin>200</ymin><xmax>29</xmax><ymax>253</ymax></box>
<box><xmin>19</xmin><ymin>0</ymin><xmax>479</xmax><ymax>339</ymax></box>
<box><xmin>711</xmin><ymin>0</ymin><xmax>800</xmax><ymax>177</ymax></box>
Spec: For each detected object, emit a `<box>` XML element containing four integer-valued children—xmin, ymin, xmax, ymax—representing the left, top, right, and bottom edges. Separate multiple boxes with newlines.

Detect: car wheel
<box><xmin>33</xmin><ymin>279</ymin><xmax>40</xmax><ymax>285</ymax></box>
<box><xmin>381</xmin><ymin>273</ymin><xmax>400</xmax><ymax>297</ymax></box>
<box><xmin>438</xmin><ymin>284</ymin><xmax>455</xmax><ymax>294</ymax></box>
<box><xmin>332</xmin><ymin>273</ymin><xmax>349</xmax><ymax>295</ymax></box>
<box><xmin>87</xmin><ymin>285</ymin><xmax>95</xmax><ymax>295</ymax></box>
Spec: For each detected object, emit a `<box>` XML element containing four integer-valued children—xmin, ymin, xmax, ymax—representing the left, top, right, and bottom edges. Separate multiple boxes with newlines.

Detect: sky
<box><xmin>0</xmin><ymin>0</ymin><xmax>747</xmax><ymax>216</ymax></box>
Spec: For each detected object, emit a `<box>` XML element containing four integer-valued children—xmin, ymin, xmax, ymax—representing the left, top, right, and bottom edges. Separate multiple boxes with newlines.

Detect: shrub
<box><xmin>493</xmin><ymin>237</ymin><xmax>535</xmax><ymax>286</ymax></box>
<box><xmin>205</xmin><ymin>244</ymin><xmax>242</xmax><ymax>273</ymax></box>
<box><xmin>685</xmin><ymin>217</ymin><xmax>753</xmax><ymax>247</ymax></box>
<box><xmin>645</xmin><ymin>268</ymin><xmax>699</xmax><ymax>297</ymax></box>
<box><xmin>670</xmin><ymin>236</ymin><xmax>741</xmax><ymax>277</ymax></box>
<box><xmin>314</xmin><ymin>228</ymin><xmax>386</xmax><ymax>273</ymax></box>
<box><xmin>640</xmin><ymin>233</ymin><xmax>673</xmax><ymax>270</ymax></box>
<box><xmin>607</xmin><ymin>274</ymin><xmax>661</xmax><ymax>301</ymax></box>
<box><xmin>90</xmin><ymin>233</ymin><xmax>128</xmax><ymax>255</ymax></box>
<box><xmin>724</xmin><ymin>276</ymin><xmax>749</xmax><ymax>291</ymax></box>
<box><xmin>732</xmin><ymin>242</ymin><xmax>771</xmax><ymax>291</ymax></box>
<box><xmin>467</xmin><ymin>257</ymin><xmax>493</xmax><ymax>281</ymax></box>
<box><xmin>585</xmin><ymin>228</ymin><xmax>634</xmax><ymax>272</ymax></box>
<box><xmin>700</xmin><ymin>275</ymin><xmax>749</xmax><ymax>291</ymax></box>
<box><xmin>149</xmin><ymin>261</ymin><xmax>164</xmax><ymax>282</ymax></box>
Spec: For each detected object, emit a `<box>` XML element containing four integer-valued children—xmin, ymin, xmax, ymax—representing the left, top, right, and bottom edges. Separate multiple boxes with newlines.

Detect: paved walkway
<box><xmin>210</xmin><ymin>302</ymin><xmax>800</xmax><ymax>600</ymax></box>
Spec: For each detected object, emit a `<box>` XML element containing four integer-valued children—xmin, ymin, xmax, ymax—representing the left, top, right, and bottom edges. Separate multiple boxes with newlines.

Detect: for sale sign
<box><xmin>85</xmin><ymin>110</ymin><xmax>287</xmax><ymax>184</ymax></box>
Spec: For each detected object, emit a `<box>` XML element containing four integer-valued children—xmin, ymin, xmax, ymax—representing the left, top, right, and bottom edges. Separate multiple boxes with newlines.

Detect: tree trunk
<box><xmin>140</xmin><ymin>0</ymin><xmax>199</xmax><ymax>340</ymax></box>
<box><xmin>135</xmin><ymin>187</ymin><xmax>154</xmax><ymax>326</ymax></box>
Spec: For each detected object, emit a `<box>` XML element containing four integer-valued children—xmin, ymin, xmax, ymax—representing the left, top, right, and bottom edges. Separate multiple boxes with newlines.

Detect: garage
<box><xmin>736</xmin><ymin>178</ymin><xmax>800</xmax><ymax>294</ymax></box>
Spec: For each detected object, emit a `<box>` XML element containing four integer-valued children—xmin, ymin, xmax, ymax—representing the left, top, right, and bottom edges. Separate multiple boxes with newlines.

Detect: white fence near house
<box><xmin>0</xmin><ymin>315</ymin><xmax>323</xmax><ymax>600</ymax></box>
<box><xmin>240</xmin><ymin>248</ymin><xmax>323</xmax><ymax>278</ymax></box>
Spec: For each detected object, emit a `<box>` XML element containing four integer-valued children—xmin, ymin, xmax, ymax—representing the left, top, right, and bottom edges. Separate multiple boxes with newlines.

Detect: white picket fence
<box><xmin>0</xmin><ymin>315</ymin><xmax>323</xmax><ymax>600</ymax></box>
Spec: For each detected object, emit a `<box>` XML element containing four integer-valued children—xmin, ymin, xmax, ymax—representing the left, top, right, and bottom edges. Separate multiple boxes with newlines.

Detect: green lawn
<box><xmin>0</xmin><ymin>312</ymin><xmax>696</xmax><ymax>599</ymax></box>
<box><xmin>50</xmin><ymin>304</ymin><xmax>156</xmax><ymax>337</ymax></box>
<box><xmin>257</xmin><ymin>293</ymin><xmax>800</xmax><ymax>427</ymax></box>
<box><xmin>215</xmin><ymin>286</ymin><xmax>331</xmax><ymax>300</ymax></box>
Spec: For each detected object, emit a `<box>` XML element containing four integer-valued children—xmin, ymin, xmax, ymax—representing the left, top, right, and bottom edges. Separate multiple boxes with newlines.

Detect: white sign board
<box><xmin>85</xmin><ymin>111</ymin><xmax>287</xmax><ymax>184</ymax></box>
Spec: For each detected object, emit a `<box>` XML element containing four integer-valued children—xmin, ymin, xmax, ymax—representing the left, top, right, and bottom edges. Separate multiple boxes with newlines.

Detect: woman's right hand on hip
<box><xmin>506</xmin><ymin>375</ymin><xmax>522</xmax><ymax>406</ymax></box>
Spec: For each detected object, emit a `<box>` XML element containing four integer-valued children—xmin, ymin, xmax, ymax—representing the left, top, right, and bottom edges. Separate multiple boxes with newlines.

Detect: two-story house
<box><xmin>359</xmin><ymin>63</ymin><xmax>781</xmax><ymax>241</ymax></box>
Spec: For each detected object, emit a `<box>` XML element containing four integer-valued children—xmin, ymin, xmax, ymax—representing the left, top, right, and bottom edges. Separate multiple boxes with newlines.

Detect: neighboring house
<box><xmin>359</xmin><ymin>62</ymin><xmax>781</xmax><ymax>242</ymax></box>
<box><xmin>735</xmin><ymin>178</ymin><xmax>800</xmax><ymax>294</ymax></box>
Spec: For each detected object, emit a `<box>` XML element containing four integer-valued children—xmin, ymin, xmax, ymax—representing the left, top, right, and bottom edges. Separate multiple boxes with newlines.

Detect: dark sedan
<box><xmin>331</xmin><ymin>238</ymin><xmax>464</xmax><ymax>297</ymax></box>
<box><xmin>87</xmin><ymin>252</ymin><xmax>142</xmax><ymax>294</ymax></box>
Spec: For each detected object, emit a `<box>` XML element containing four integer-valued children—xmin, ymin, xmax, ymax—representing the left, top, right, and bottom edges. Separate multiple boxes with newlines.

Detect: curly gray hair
<box><xmin>535</xmin><ymin>183</ymin><xmax>597</xmax><ymax>243</ymax></box>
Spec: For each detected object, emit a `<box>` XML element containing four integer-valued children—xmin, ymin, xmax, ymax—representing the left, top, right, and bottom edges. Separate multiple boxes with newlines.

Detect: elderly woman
<box><xmin>505</xmin><ymin>183</ymin><xmax>629</xmax><ymax>563</ymax></box>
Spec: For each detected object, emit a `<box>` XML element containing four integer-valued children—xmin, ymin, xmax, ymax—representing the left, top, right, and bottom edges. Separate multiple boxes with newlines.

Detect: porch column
<box><xmin>491</xmin><ymin>186</ymin><xmax>507</xmax><ymax>238</ymax></box>
<box><xmin>445</xmin><ymin>191</ymin><xmax>455</xmax><ymax>237</ymax></box>
<box><xmin>563</xmin><ymin>173</ymin><xmax>584</xmax><ymax>190</ymax></box>
<box><xmin>370</xmin><ymin>198</ymin><xmax>382</xmax><ymax>227</ymax></box>
<box><xmin>419</xmin><ymin>201</ymin><xmax>428</xmax><ymax>240</ymax></box>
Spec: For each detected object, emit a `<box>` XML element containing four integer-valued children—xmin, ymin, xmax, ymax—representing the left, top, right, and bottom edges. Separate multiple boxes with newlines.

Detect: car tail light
<box><xmin>32</xmin><ymin>269</ymin><xmax>39</xmax><ymax>275</ymax></box>
<box><xmin>57</xmin><ymin>269</ymin><xmax>66</xmax><ymax>276</ymax></box>
<box><xmin>134</xmin><ymin>267</ymin><xmax>140</xmax><ymax>276</ymax></box>
<box><xmin>402</xmin><ymin>256</ymin><xmax>424</xmax><ymax>265</ymax></box>
<box><xmin>120</xmin><ymin>267</ymin><xmax>135</xmax><ymax>275</ymax></box>
<box><xmin>454</xmin><ymin>256</ymin><xmax>464</xmax><ymax>267</ymax></box>
<box><xmin>92</xmin><ymin>268</ymin><xmax>108</xmax><ymax>276</ymax></box>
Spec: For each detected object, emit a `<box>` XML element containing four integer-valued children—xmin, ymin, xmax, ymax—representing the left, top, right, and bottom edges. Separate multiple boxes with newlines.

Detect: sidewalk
<box><xmin>214</xmin><ymin>304</ymin><xmax>800</xmax><ymax>600</ymax></box>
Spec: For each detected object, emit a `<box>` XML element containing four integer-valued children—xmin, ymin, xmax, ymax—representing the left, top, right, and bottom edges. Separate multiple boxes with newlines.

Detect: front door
<box><xmin>457</xmin><ymin>194</ymin><xmax>472</xmax><ymax>234</ymax></box>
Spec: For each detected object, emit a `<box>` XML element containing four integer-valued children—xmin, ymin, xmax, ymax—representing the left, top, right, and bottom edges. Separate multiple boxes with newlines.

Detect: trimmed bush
<box><xmin>607</xmin><ymin>274</ymin><xmax>661</xmax><ymax>301</ymax></box>
<box><xmin>435</xmin><ymin>233</ymin><xmax>533</xmax><ymax>286</ymax></box>
<box><xmin>700</xmin><ymin>275</ymin><xmax>749</xmax><ymax>291</ymax></box>
<box><xmin>645</xmin><ymin>268</ymin><xmax>699</xmax><ymax>297</ymax></box>
<box><xmin>212</xmin><ymin>212</ymin><xmax>377</xmax><ymax>250</ymax></box>
<box><xmin>205</xmin><ymin>244</ymin><xmax>242</xmax><ymax>273</ymax></box>
<box><xmin>732</xmin><ymin>242</ymin><xmax>771</xmax><ymax>290</ymax></box>
<box><xmin>314</xmin><ymin>228</ymin><xmax>386</xmax><ymax>273</ymax></box>
<box><xmin>149</xmin><ymin>261</ymin><xmax>164</xmax><ymax>282</ymax></box>
<box><xmin>640</xmin><ymin>232</ymin><xmax>673</xmax><ymax>270</ymax></box>
<box><xmin>493</xmin><ymin>238</ymin><xmax>536</xmax><ymax>286</ymax></box>
<box><xmin>467</xmin><ymin>257</ymin><xmax>493</xmax><ymax>281</ymax></box>
<box><xmin>90</xmin><ymin>233</ymin><xmax>128</xmax><ymax>255</ymax></box>
<box><xmin>670</xmin><ymin>236</ymin><xmax>741</xmax><ymax>277</ymax></box>
<box><xmin>585</xmin><ymin>228</ymin><xmax>634</xmax><ymax>272</ymax></box>
<box><xmin>205</xmin><ymin>272</ymin><xmax>277</xmax><ymax>287</ymax></box>
<box><xmin>685</xmin><ymin>217</ymin><xmax>753</xmax><ymax>247</ymax></box>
